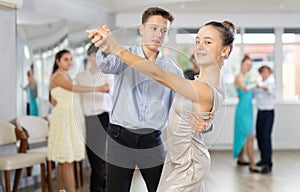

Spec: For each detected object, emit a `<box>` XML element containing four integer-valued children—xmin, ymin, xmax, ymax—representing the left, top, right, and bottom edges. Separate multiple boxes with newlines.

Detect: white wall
<box><xmin>205</xmin><ymin>103</ymin><xmax>300</xmax><ymax>150</ymax></box>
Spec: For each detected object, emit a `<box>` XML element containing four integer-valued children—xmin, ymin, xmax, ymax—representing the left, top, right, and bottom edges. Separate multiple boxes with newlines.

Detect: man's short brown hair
<box><xmin>142</xmin><ymin>7</ymin><xmax>174</xmax><ymax>24</ymax></box>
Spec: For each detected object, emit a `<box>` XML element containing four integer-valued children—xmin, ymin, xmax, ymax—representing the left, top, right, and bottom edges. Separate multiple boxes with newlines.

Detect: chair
<box><xmin>16</xmin><ymin>115</ymin><xmax>52</xmax><ymax>192</ymax></box>
<box><xmin>16</xmin><ymin>116</ymin><xmax>49</xmax><ymax>154</ymax></box>
<box><xmin>0</xmin><ymin>120</ymin><xmax>46</xmax><ymax>192</ymax></box>
<box><xmin>16</xmin><ymin>115</ymin><xmax>84</xmax><ymax>191</ymax></box>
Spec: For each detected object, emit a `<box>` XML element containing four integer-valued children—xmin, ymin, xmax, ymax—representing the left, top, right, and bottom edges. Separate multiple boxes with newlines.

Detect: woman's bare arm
<box><xmin>51</xmin><ymin>74</ymin><xmax>109</xmax><ymax>93</ymax></box>
<box><xmin>235</xmin><ymin>74</ymin><xmax>248</xmax><ymax>91</ymax></box>
<box><xmin>116</xmin><ymin>49</ymin><xmax>212</xmax><ymax>106</ymax></box>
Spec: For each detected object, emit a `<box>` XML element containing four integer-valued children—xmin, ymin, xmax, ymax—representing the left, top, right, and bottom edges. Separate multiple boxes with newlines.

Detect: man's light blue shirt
<box><xmin>96</xmin><ymin>45</ymin><xmax>183</xmax><ymax>131</ymax></box>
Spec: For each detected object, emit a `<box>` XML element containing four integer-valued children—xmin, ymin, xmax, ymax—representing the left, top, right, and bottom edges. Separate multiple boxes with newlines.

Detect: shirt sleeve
<box><xmin>105</xmin><ymin>74</ymin><xmax>114</xmax><ymax>97</ymax></box>
<box><xmin>267</xmin><ymin>83</ymin><xmax>276</xmax><ymax>95</ymax></box>
<box><xmin>96</xmin><ymin>50</ymin><xmax>128</xmax><ymax>75</ymax></box>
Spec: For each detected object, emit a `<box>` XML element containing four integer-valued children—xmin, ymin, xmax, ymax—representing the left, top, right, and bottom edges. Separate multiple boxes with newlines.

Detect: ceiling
<box><xmin>85</xmin><ymin>0</ymin><xmax>300</xmax><ymax>13</ymax></box>
<box><xmin>15</xmin><ymin>0</ymin><xmax>300</xmax><ymax>50</ymax></box>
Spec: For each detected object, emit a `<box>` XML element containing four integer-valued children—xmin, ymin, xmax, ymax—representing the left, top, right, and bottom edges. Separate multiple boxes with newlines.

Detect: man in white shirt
<box><xmin>76</xmin><ymin>44</ymin><xmax>114</xmax><ymax>192</ymax></box>
<box><xmin>255</xmin><ymin>65</ymin><xmax>275</xmax><ymax>174</ymax></box>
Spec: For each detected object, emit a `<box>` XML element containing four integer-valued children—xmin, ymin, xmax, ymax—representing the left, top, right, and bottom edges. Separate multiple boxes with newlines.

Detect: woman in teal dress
<box><xmin>22</xmin><ymin>65</ymin><xmax>39</xmax><ymax>116</ymax></box>
<box><xmin>233</xmin><ymin>55</ymin><xmax>259</xmax><ymax>172</ymax></box>
<box><xmin>28</xmin><ymin>86</ymin><xmax>38</xmax><ymax>116</ymax></box>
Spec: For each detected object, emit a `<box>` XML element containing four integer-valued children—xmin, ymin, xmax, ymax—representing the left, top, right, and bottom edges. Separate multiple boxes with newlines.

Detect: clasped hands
<box><xmin>86</xmin><ymin>25</ymin><xmax>122</xmax><ymax>55</ymax></box>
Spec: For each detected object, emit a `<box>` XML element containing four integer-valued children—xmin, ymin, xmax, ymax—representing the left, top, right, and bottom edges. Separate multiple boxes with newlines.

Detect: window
<box><xmin>244</xmin><ymin>44</ymin><xmax>275</xmax><ymax>82</ymax></box>
<box><xmin>221</xmin><ymin>29</ymin><xmax>276</xmax><ymax>100</ymax></box>
<box><xmin>282</xmin><ymin>29</ymin><xmax>300</xmax><ymax>43</ymax></box>
<box><xmin>175</xmin><ymin>28</ymin><xmax>198</xmax><ymax>71</ymax></box>
<box><xmin>282</xmin><ymin>28</ymin><xmax>300</xmax><ymax>100</ymax></box>
<box><xmin>222</xmin><ymin>44</ymin><xmax>241</xmax><ymax>99</ymax></box>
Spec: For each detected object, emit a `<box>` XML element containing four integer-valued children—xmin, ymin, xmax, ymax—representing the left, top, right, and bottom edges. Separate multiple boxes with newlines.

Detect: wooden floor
<box><xmin>18</xmin><ymin>150</ymin><xmax>300</xmax><ymax>192</ymax></box>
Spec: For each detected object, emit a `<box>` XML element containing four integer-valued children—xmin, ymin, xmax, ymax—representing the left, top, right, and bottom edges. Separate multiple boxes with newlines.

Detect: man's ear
<box><xmin>221</xmin><ymin>46</ymin><xmax>230</xmax><ymax>58</ymax></box>
<box><xmin>139</xmin><ymin>24</ymin><xmax>144</xmax><ymax>36</ymax></box>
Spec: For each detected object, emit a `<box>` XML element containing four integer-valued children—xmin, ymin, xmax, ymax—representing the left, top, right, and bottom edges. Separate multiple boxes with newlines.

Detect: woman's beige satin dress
<box><xmin>157</xmin><ymin>81</ymin><xmax>224</xmax><ymax>192</ymax></box>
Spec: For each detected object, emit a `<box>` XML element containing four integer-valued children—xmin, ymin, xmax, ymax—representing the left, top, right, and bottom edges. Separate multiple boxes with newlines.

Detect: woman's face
<box><xmin>241</xmin><ymin>59</ymin><xmax>253</xmax><ymax>73</ymax></box>
<box><xmin>193</xmin><ymin>25</ymin><xmax>228</xmax><ymax>67</ymax></box>
<box><xmin>57</xmin><ymin>53</ymin><xmax>73</xmax><ymax>71</ymax></box>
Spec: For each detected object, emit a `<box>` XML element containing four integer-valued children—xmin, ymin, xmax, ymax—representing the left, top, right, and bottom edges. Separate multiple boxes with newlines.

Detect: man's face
<box><xmin>140</xmin><ymin>15</ymin><xmax>170</xmax><ymax>52</ymax></box>
<box><xmin>260</xmin><ymin>68</ymin><xmax>271</xmax><ymax>81</ymax></box>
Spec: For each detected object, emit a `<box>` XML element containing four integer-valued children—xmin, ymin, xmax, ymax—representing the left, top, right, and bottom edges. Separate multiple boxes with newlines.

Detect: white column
<box><xmin>0</xmin><ymin>6</ymin><xmax>17</xmax><ymax>121</ymax></box>
<box><xmin>274</xmin><ymin>28</ymin><xmax>283</xmax><ymax>100</ymax></box>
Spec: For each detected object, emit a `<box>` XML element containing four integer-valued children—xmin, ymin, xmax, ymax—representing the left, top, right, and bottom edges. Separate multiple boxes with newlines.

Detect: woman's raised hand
<box><xmin>86</xmin><ymin>25</ymin><xmax>121</xmax><ymax>55</ymax></box>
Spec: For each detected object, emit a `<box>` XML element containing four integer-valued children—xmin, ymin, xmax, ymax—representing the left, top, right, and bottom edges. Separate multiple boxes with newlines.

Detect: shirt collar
<box><xmin>136</xmin><ymin>46</ymin><xmax>163</xmax><ymax>61</ymax></box>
